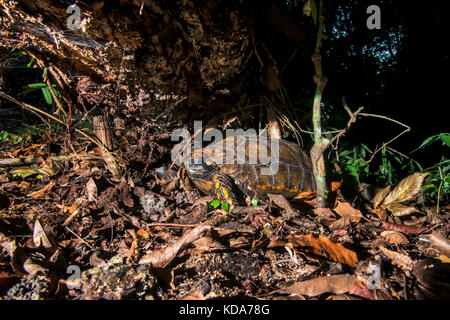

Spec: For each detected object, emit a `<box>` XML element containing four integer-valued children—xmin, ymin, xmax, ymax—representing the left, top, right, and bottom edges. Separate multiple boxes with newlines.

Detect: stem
<box><xmin>310</xmin><ymin>0</ymin><xmax>328</xmax><ymax>208</ymax></box>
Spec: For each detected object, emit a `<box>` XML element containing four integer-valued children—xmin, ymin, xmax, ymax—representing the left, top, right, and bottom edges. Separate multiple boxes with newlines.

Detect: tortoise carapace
<box><xmin>184</xmin><ymin>136</ymin><xmax>316</xmax><ymax>211</ymax></box>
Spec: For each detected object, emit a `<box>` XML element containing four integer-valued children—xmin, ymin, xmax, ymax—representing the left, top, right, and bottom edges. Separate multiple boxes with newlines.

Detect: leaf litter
<box><xmin>0</xmin><ymin>118</ymin><xmax>449</xmax><ymax>300</ymax></box>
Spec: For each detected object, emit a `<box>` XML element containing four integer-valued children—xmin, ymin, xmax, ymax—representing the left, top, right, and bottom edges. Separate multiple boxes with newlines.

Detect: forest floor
<box><xmin>0</xmin><ymin>108</ymin><xmax>449</xmax><ymax>300</ymax></box>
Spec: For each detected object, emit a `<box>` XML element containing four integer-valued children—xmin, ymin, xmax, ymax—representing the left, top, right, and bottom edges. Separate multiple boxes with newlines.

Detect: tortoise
<box><xmin>184</xmin><ymin>136</ymin><xmax>316</xmax><ymax>211</ymax></box>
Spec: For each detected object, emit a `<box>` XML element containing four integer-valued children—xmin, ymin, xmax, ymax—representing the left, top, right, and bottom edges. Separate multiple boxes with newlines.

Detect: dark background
<box><xmin>255</xmin><ymin>0</ymin><xmax>448</xmax><ymax>169</ymax></box>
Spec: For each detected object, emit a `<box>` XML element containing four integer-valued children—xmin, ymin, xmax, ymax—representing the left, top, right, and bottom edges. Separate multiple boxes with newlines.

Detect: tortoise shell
<box><xmin>186</xmin><ymin>136</ymin><xmax>316</xmax><ymax>202</ymax></box>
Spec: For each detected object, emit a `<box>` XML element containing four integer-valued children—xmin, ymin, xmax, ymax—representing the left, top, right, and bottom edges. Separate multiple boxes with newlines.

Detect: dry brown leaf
<box><xmin>333</xmin><ymin>201</ymin><xmax>363</xmax><ymax>222</ymax></box>
<box><xmin>267</xmin><ymin>193</ymin><xmax>296</xmax><ymax>219</ymax></box>
<box><xmin>268</xmin><ymin>234</ymin><xmax>358</xmax><ymax>267</ymax></box>
<box><xmin>313</xmin><ymin>207</ymin><xmax>335</xmax><ymax>217</ymax></box>
<box><xmin>373</xmin><ymin>185</ymin><xmax>391</xmax><ymax>209</ymax></box>
<box><xmin>181</xmin><ymin>289</ymin><xmax>206</xmax><ymax>300</ymax></box>
<box><xmin>277</xmin><ymin>274</ymin><xmax>356</xmax><ymax>297</ymax></box>
<box><xmin>33</xmin><ymin>220</ymin><xmax>56</xmax><ymax>251</ymax></box>
<box><xmin>429</xmin><ymin>232</ymin><xmax>450</xmax><ymax>258</ymax></box>
<box><xmin>329</xmin><ymin>216</ymin><xmax>352</xmax><ymax>229</ymax></box>
<box><xmin>139</xmin><ymin>225</ymin><xmax>211</xmax><ymax>268</ymax></box>
<box><xmin>382</xmin><ymin>172</ymin><xmax>429</xmax><ymax>207</ymax></box>
<box><xmin>386</xmin><ymin>203</ymin><xmax>421</xmax><ymax>217</ymax></box>
<box><xmin>27</xmin><ymin>181</ymin><xmax>55</xmax><ymax>199</ymax></box>
<box><xmin>380</xmin><ymin>231</ymin><xmax>409</xmax><ymax>245</ymax></box>
<box><xmin>382</xmin><ymin>222</ymin><xmax>427</xmax><ymax>234</ymax></box>
<box><xmin>192</xmin><ymin>235</ymin><xmax>226</xmax><ymax>252</ymax></box>
<box><xmin>379</xmin><ymin>246</ymin><xmax>413</xmax><ymax>271</ymax></box>
<box><xmin>136</xmin><ymin>228</ymin><xmax>150</xmax><ymax>240</ymax></box>
<box><xmin>86</xmin><ymin>177</ymin><xmax>97</xmax><ymax>202</ymax></box>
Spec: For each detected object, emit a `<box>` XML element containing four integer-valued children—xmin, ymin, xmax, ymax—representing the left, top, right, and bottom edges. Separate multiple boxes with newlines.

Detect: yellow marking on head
<box><xmin>222</xmin><ymin>188</ymin><xmax>229</xmax><ymax>198</ymax></box>
<box><xmin>213</xmin><ymin>175</ymin><xmax>219</xmax><ymax>180</ymax></box>
<box><xmin>215</xmin><ymin>181</ymin><xmax>220</xmax><ymax>189</ymax></box>
<box><xmin>229</xmin><ymin>204</ymin><xmax>235</xmax><ymax>211</ymax></box>
<box><xmin>228</xmin><ymin>198</ymin><xmax>233</xmax><ymax>205</ymax></box>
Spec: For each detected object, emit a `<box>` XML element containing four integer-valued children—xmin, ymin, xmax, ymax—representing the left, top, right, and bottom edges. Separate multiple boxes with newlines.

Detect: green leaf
<box><xmin>222</xmin><ymin>202</ymin><xmax>229</xmax><ymax>211</ymax></box>
<box><xmin>41</xmin><ymin>87</ymin><xmax>53</xmax><ymax>105</ymax></box>
<box><xmin>209</xmin><ymin>199</ymin><xmax>221</xmax><ymax>209</ymax></box>
<box><xmin>412</xmin><ymin>135</ymin><xmax>439</xmax><ymax>153</ymax></box>
<box><xmin>360</xmin><ymin>143</ymin><xmax>373</xmax><ymax>154</ymax></box>
<box><xmin>251</xmin><ymin>198</ymin><xmax>258</xmax><ymax>206</ymax></box>
<box><xmin>439</xmin><ymin>133</ymin><xmax>450</xmax><ymax>147</ymax></box>
<box><xmin>1</xmin><ymin>131</ymin><xmax>9</xmax><ymax>141</ymax></box>
<box><xmin>346</xmin><ymin>165</ymin><xmax>359</xmax><ymax>178</ymax></box>
<box><xmin>310</xmin><ymin>0</ymin><xmax>318</xmax><ymax>27</ymax></box>
<box><xmin>27</xmin><ymin>56</ymin><xmax>35</xmax><ymax>67</ymax></box>
<box><xmin>26</xmin><ymin>83</ymin><xmax>47</xmax><ymax>88</ymax></box>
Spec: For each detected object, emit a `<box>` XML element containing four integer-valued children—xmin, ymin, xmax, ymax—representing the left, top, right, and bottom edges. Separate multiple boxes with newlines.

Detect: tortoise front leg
<box><xmin>210</xmin><ymin>170</ymin><xmax>245</xmax><ymax>212</ymax></box>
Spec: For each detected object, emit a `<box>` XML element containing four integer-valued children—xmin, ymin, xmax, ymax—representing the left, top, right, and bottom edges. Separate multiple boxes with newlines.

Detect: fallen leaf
<box><xmin>329</xmin><ymin>216</ymin><xmax>352</xmax><ymax>229</ymax></box>
<box><xmin>380</xmin><ymin>231</ymin><xmax>409</xmax><ymax>245</ymax></box>
<box><xmin>267</xmin><ymin>193</ymin><xmax>296</xmax><ymax>219</ymax></box>
<box><xmin>382</xmin><ymin>222</ymin><xmax>427</xmax><ymax>234</ymax></box>
<box><xmin>27</xmin><ymin>181</ymin><xmax>55</xmax><ymax>199</ymax></box>
<box><xmin>386</xmin><ymin>203</ymin><xmax>421</xmax><ymax>217</ymax></box>
<box><xmin>333</xmin><ymin>201</ymin><xmax>363</xmax><ymax>222</ymax></box>
<box><xmin>33</xmin><ymin>220</ymin><xmax>56</xmax><ymax>251</ymax></box>
<box><xmin>413</xmin><ymin>259</ymin><xmax>450</xmax><ymax>299</ymax></box>
<box><xmin>429</xmin><ymin>232</ymin><xmax>450</xmax><ymax>258</ymax></box>
<box><xmin>373</xmin><ymin>185</ymin><xmax>391</xmax><ymax>209</ymax></box>
<box><xmin>379</xmin><ymin>246</ymin><xmax>413</xmax><ymax>271</ymax></box>
<box><xmin>137</xmin><ymin>228</ymin><xmax>150</xmax><ymax>240</ymax></box>
<box><xmin>277</xmin><ymin>274</ymin><xmax>356</xmax><ymax>297</ymax></box>
<box><xmin>139</xmin><ymin>225</ymin><xmax>211</xmax><ymax>268</ymax></box>
<box><xmin>181</xmin><ymin>289</ymin><xmax>206</xmax><ymax>300</ymax></box>
<box><xmin>269</xmin><ymin>234</ymin><xmax>358</xmax><ymax>267</ymax></box>
<box><xmin>382</xmin><ymin>172</ymin><xmax>429</xmax><ymax>207</ymax></box>
<box><xmin>313</xmin><ymin>207</ymin><xmax>335</xmax><ymax>217</ymax></box>
<box><xmin>86</xmin><ymin>177</ymin><xmax>97</xmax><ymax>202</ymax></box>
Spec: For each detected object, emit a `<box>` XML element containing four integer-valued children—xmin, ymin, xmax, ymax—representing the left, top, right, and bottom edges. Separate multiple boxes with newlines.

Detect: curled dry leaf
<box><xmin>382</xmin><ymin>172</ymin><xmax>429</xmax><ymax>207</ymax></box>
<box><xmin>382</xmin><ymin>222</ymin><xmax>427</xmax><ymax>235</ymax></box>
<box><xmin>86</xmin><ymin>177</ymin><xmax>97</xmax><ymax>202</ymax></box>
<box><xmin>386</xmin><ymin>203</ymin><xmax>421</xmax><ymax>217</ymax></box>
<box><xmin>277</xmin><ymin>274</ymin><xmax>356</xmax><ymax>297</ymax></box>
<box><xmin>373</xmin><ymin>185</ymin><xmax>391</xmax><ymax>209</ymax></box>
<box><xmin>429</xmin><ymin>232</ymin><xmax>450</xmax><ymax>258</ymax></box>
<box><xmin>33</xmin><ymin>220</ymin><xmax>56</xmax><ymax>251</ymax></box>
<box><xmin>380</xmin><ymin>231</ymin><xmax>409</xmax><ymax>245</ymax></box>
<box><xmin>27</xmin><ymin>181</ymin><xmax>55</xmax><ymax>199</ymax></box>
<box><xmin>139</xmin><ymin>225</ymin><xmax>211</xmax><ymax>268</ymax></box>
<box><xmin>268</xmin><ymin>234</ymin><xmax>358</xmax><ymax>267</ymax></box>
<box><xmin>379</xmin><ymin>246</ymin><xmax>413</xmax><ymax>271</ymax></box>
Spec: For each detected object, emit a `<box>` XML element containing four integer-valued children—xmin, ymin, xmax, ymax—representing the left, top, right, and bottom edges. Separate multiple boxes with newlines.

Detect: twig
<box><xmin>0</xmin><ymin>153</ymin><xmax>102</xmax><ymax>167</ymax></box>
<box><xmin>360</xmin><ymin>112</ymin><xmax>411</xmax><ymax>163</ymax></box>
<box><xmin>0</xmin><ymin>91</ymin><xmax>123</xmax><ymax>169</ymax></box>
<box><xmin>324</xmin><ymin>101</ymin><xmax>364</xmax><ymax>150</ymax></box>
<box><xmin>145</xmin><ymin>222</ymin><xmax>198</xmax><ymax>228</ymax></box>
<box><xmin>65</xmin><ymin>226</ymin><xmax>93</xmax><ymax>249</ymax></box>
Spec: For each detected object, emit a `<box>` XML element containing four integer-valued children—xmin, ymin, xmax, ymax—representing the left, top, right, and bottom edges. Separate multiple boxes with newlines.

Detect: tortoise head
<box><xmin>184</xmin><ymin>159</ymin><xmax>219</xmax><ymax>194</ymax></box>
